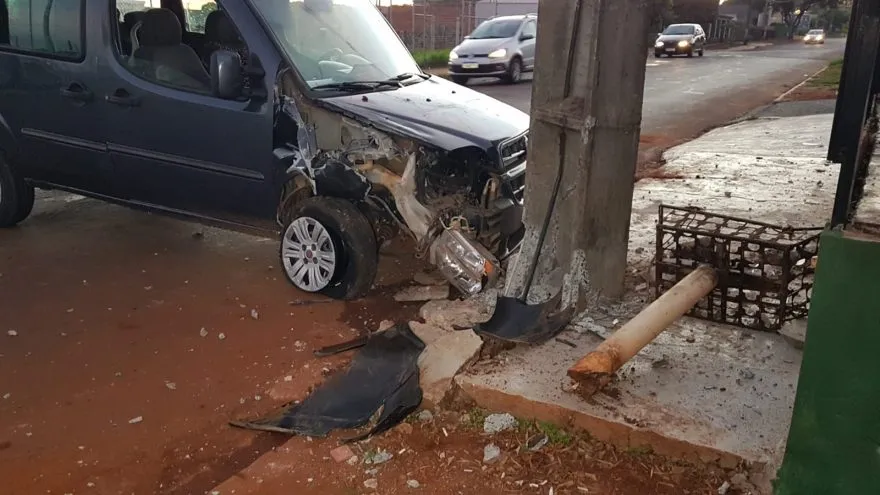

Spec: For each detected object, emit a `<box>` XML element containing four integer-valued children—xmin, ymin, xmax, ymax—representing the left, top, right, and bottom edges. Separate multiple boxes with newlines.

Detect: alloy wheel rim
<box><xmin>282</xmin><ymin>216</ymin><xmax>337</xmax><ymax>292</ymax></box>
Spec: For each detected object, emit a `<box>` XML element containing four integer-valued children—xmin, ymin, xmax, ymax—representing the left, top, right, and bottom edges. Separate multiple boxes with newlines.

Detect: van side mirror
<box><xmin>210</xmin><ymin>50</ymin><xmax>243</xmax><ymax>100</ymax></box>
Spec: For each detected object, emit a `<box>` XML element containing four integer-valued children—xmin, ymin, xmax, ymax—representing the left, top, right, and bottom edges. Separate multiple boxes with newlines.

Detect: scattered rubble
<box><xmin>417</xmin><ymin>410</ymin><xmax>434</xmax><ymax>423</ymax></box>
<box><xmin>483</xmin><ymin>443</ymin><xmax>501</xmax><ymax>464</ymax></box>
<box><xmin>364</xmin><ymin>449</ymin><xmax>393</xmax><ymax>465</ymax></box>
<box><xmin>199</xmin><ymin>328</ymin><xmax>208</xmax><ymax>338</ymax></box>
<box><xmin>218</xmin><ymin>333</ymin><xmax>226</xmax><ymax>341</ymax></box>
<box><xmin>483</xmin><ymin>413</ymin><xmax>518</xmax><ymax>434</ymax></box>
<box><xmin>128</xmin><ymin>416</ymin><xmax>143</xmax><ymax>425</ymax></box>
<box><xmin>7</xmin><ymin>330</ymin><xmax>17</xmax><ymax>337</ymax></box>
<box><xmin>164</xmin><ymin>382</ymin><xmax>177</xmax><ymax>391</ymax></box>
<box><xmin>527</xmin><ymin>434</ymin><xmax>549</xmax><ymax>452</ymax></box>
<box><xmin>329</xmin><ymin>445</ymin><xmax>355</xmax><ymax>463</ymax></box>
<box><xmin>413</xmin><ymin>270</ymin><xmax>447</xmax><ymax>286</ymax></box>
<box><xmin>717</xmin><ymin>480</ymin><xmax>731</xmax><ymax>494</ymax></box>
<box><xmin>419</xmin><ymin>295</ymin><xmax>493</xmax><ymax>330</ymax></box>
<box><xmin>407</xmin><ymin>479</ymin><xmax>421</xmax><ymax>489</ymax></box>
<box><xmin>410</xmin><ymin>322</ymin><xmax>483</xmax><ymax>407</ymax></box>
<box><xmin>250</xmin><ymin>309</ymin><xmax>260</xmax><ymax>320</ymax></box>
<box><xmin>394</xmin><ymin>285</ymin><xmax>450</xmax><ymax>303</ymax></box>
<box><xmin>363</xmin><ymin>478</ymin><xmax>378</xmax><ymax>490</ymax></box>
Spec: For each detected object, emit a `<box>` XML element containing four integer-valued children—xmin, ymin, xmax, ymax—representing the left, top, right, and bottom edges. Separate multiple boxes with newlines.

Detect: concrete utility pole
<box><xmin>504</xmin><ymin>0</ymin><xmax>652</xmax><ymax>311</ymax></box>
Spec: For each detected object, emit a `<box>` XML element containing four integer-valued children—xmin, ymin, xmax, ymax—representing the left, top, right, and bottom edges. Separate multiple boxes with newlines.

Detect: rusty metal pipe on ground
<box><xmin>567</xmin><ymin>265</ymin><xmax>718</xmax><ymax>398</ymax></box>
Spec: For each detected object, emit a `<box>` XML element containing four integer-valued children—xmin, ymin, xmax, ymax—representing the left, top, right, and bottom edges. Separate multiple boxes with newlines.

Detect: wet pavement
<box><xmin>470</xmin><ymin>39</ymin><xmax>844</xmax><ymax>140</ymax></box>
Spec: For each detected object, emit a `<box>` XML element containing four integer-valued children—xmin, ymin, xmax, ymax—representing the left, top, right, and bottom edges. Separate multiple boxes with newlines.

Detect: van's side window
<box><xmin>0</xmin><ymin>0</ymin><xmax>84</xmax><ymax>60</ymax></box>
<box><xmin>111</xmin><ymin>1</ymin><xmax>247</xmax><ymax>96</ymax></box>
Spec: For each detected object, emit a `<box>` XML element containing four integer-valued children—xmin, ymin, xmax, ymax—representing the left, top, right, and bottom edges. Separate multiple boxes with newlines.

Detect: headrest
<box><xmin>205</xmin><ymin>11</ymin><xmax>241</xmax><ymax>45</ymax></box>
<box><xmin>137</xmin><ymin>8</ymin><xmax>182</xmax><ymax>47</ymax></box>
<box><xmin>123</xmin><ymin>11</ymin><xmax>145</xmax><ymax>28</ymax></box>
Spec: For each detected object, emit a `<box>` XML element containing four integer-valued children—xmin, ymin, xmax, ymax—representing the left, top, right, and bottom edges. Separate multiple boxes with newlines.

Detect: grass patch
<box><xmin>807</xmin><ymin>58</ymin><xmax>843</xmax><ymax>89</ymax></box>
<box><xmin>535</xmin><ymin>421</ymin><xmax>574</xmax><ymax>447</ymax></box>
<box><xmin>463</xmin><ymin>407</ymin><xmax>488</xmax><ymax>429</ymax></box>
<box><xmin>625</xmin><ymin>445</ymin><xmax>654</xmax><ymax>457</ymax></box>
<box><xmin>411</xmin><ymin>49</ymin><xmax>450</xmax><ymax>69</ymax></box>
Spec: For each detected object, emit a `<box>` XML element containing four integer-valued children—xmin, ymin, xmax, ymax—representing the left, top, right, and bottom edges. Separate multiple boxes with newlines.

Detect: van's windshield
<box><xmin>662</xmin><ymin>25</ymin><xmax>695</xmax><ymax>35</ymax></box>
<box><xmin>468</xmin><ymin>19</ymin><xmax>522</xmax><ymax>39</ymax></box>
<box><xmin>249</xmin><ymin>0</ymin><xmax>422</xmax><ymax>91</ymax></box>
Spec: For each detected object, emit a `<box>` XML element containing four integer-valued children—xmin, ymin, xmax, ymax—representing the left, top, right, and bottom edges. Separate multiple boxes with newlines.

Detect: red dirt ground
<box><xmin>209</xmin><ymin>409</ymin><xmax>743</xmax><ymax>495</ymax></box>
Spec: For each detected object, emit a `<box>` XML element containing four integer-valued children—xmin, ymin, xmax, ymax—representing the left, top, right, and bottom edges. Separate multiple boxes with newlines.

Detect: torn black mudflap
<box><xmin>230</xmin><ymin>323</ymin><xmax>425</xmax><ymax>443</ymax></box>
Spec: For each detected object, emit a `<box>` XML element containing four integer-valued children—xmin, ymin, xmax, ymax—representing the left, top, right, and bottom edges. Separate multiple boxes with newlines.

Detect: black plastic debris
<box><xmin>475</xmin><ymin>291</ymin><xmax>574</xmax><ymax>345</ymax></box>
<box><xmin>230</xmin><ymin>323</ymin><xmax>424</xmax><ymax>443</ymax></box>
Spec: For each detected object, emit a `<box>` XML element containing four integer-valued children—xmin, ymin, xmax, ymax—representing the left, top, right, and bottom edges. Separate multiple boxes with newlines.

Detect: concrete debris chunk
<box><xmin>363</xmin><ymin>479</ymin><xmax>378</xmax><ymax>490</ymax></box>
<box><xmin>128</xmin><ymin>416</ymin><xmax>143</xmax><ymax>424</ymax></box>
<box><xmin>419</xmin><ymin>295</ymin><xmax>493</xmax><ymax>330</ymax></box>
<box><xmin>330</xmin><ymin>445</ymin><xmax>355</xmax><ymax>463</ymax></box>
<box><xmin>717</xmin><ymin>481</ymin><xmax>731</xmax><ymax>495</ymax></box>
<box><xmin>407</xmin><ymin>479</ymin><xmax>421</xmax><ymax>489</ymax></box>
<box><xmin>411</xmin><ymin>324</ymin><xmax>483</xmax><ymax>408</ymax></box>
<box><xmin>414</xmin><ymin>271</ymin><xmax>447</xmax><ymax>286</ymax></box>
<box><xmin>417</xmin><ymin>410</ymin><xmax>434</xmax><ymax>423</ymax></box>
<box><xmin>394</xmin><ymin>285</ymin><xmax>450</xmax><ymax>303</ymax></box>
<box><xmin>483</xmin><ymin>443</ymin><xmax>501</xmax><ymax>464</ymax></box>
<box><xmin>364</xmin><ymin>449</ymin><xmax>393</xmax><ymax>465</ymax></box>
<box><xmin>483</xmin><ymin>413</ymin><xmax>517</xmax><ymax>434</ymax></box>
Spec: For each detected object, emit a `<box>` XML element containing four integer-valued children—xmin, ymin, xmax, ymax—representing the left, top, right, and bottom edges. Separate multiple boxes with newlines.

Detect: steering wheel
<box><xmin>319</xmin><ymin>48</ymin><xmax>343</xmax><ymax>62</ymax></box>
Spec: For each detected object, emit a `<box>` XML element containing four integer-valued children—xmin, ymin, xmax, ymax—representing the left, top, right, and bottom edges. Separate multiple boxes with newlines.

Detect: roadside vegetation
<box><xmin>411</xmin><ymin>49</ymin><xmax>450</xmax><ymax>69</ymax></box>
<box><xmin>807</xmin><ymin>58</ymin><xmax>844</xmax><ymax>90</ymax></box>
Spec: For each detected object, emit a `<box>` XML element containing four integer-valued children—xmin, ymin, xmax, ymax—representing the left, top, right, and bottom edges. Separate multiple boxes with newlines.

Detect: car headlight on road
<box><xmin>655</xmin><ymin>41</ymin><xmax>664</xmax><ymax>48</ymax></box>
<box><xmin>488</xmin><ymin>48</ymin><xmax>507</xmax><ymax>59</ymax></box>
<box><xmin>449</xmin><ymin>51</ymin><xmax>459</xmax><ymax>61</ymax></box>
<box><xmin>677</xmin><ymin>40</ymin><xmax>690</xmax><ymax>48</ymax></box>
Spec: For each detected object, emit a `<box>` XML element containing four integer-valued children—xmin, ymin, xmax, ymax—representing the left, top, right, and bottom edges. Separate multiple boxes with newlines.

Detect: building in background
<box><xmin>474</xmin><ymin>0</ymin><xmax>537</xmax><ymax>23</ymax></box>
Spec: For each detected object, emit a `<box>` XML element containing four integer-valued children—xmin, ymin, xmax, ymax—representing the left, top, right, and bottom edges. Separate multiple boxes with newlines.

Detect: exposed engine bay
<box><xmin>273</xmin><ymin>69</ymin><xmax>526</xmax><ymax>296</ymax></box>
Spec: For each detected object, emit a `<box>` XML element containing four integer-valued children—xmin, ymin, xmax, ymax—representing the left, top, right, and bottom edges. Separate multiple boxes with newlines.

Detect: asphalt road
<box><xmin>467</xmin><ymin>39</ymin><xmax>845</xmax><ymax>135</ymax></box>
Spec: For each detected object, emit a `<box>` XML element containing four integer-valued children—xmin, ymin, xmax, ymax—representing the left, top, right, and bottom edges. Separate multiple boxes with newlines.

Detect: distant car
<box><xmin>448</xmin><ymin>14</ymin><xmax>537</xmax><ymax>85</ymax></box>
<box><xmin>804</xmin><ymin>29</ymin><xmax>826</xmax><ymax>44</ymax></box>
<box><xmin>654</xmin><ymin>23</ymin><xmax>706</xmax><ymax>58</ymax></box>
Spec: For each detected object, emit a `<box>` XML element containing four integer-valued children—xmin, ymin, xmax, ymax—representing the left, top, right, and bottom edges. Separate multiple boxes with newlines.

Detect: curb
<box><xmin>774</xmin><ymin>65</ymin><xmax>830</xmax><ymax>103</ymax></box>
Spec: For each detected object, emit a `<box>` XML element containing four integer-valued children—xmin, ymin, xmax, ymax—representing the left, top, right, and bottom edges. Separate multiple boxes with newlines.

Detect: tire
<box><xmin>0</xmin><ymin>153</ymin><xmax>35</xmax><ymax>228</ymax></box>
<box><xmin>687</xmin><ymin>49</ymin><xmax>693</xmax><ymax>58</ymax></box>
<box><xmin>279</xmin><ymin>196</ymin><xmax>378</xmax><ymax>300</ymax></box>
<box><xmin>504</xmin><ymin>57</ymin><xmax>523</xmax><ymax>84</ymax></box>
<box><xmin>699</xmin><ymin>47</ymin><xmax>704</xmax><ymax>57</ymax></box>
<box><xmin>653</xmin><ymin>53</ymin><xmax>661</xmax><ymax>58</ymax></box>
<box><xmin>451</xmin><ymin>75</ymin><xmax>469</xmax><ymax>86</ymax></box>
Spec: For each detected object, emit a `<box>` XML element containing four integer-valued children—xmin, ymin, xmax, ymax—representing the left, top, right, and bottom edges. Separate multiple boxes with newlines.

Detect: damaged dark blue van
<box><xmin>0</xmin><ymin>0</ymin><xmax>529</xmax><ymax>300</ymax></box>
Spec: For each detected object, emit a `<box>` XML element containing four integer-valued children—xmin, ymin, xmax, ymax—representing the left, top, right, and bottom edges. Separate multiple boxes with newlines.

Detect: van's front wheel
<box><xmin>0</xmin><ymin>154</ymin><xmax>35</xmax><ymax>228</ymax></box>
<box><xmin>279</xmin><ymin>197</ymin><xmax>378</xmax><ymax>300</ymax></box>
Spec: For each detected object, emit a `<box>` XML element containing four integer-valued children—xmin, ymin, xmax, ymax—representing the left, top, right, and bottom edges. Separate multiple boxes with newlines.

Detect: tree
<box><xmin>774</xmin><ymin>0</ymin><xmax>840</xmax><ymax>38</ymax></box>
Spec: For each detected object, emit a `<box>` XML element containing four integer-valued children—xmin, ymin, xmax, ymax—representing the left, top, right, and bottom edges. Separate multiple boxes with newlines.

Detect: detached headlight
<box><xmin>449</xmin><ymin>51</ymin><xmax>459</xmax><ymax>61</ymax></box>
<box><xmin>677</xmin><ymin>40</ymin><xmax>690</xmax><ymax>47</ymax></box>
<box><xmin>655</xmin><ymin>41</ymin><xmax>664</xmax><ymax>48</ymax></box>
<box><xmin>488</xmin><ymin>48</ymin><xmax>507</xmax><ymax>59</ymax></box>
<box><xmin>430</xmin><ymin>229</ymin><xmax>499</xmax><ymax>297</ymax></box>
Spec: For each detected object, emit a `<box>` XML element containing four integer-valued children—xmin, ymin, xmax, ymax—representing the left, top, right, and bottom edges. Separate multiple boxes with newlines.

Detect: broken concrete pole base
<box><xmin>409</xmin><ymin>321</ymin><xmax>483</xmax><ymax>408</ymax></box>
<box><xmin>568</xmin><ymin>265</ymin><xmax>718</xmax><ymax>398</ymax></box>
<box><xmin>394</xmin><ymin>285</ymin><xmax>450</xmax><ymax>303</ymax></box>
<box><xmin>419</xmin><ymin>293</ymin><xmax>495</xmax><ymax>330</ymax></box>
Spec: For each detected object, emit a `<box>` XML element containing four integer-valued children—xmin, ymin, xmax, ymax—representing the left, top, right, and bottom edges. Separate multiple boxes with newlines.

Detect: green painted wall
<box><xmin>776</xmin><ymin>230</ymin><xmax>880</xmax><ymax>494</ymax></box>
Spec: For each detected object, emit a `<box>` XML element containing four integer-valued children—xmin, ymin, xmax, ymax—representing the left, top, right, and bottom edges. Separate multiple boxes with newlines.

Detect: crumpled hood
<box><xmin>318</xmin><ymin>76</ymin><xmax>529</xmax><ymax>153</ymax></box>
<box><xmin>656</xmin><ymin>34</ymin><xmax>694</xmax><ymax>43</ymax></box>
<box><xmin>453</xmin><ymin>37</ymin><xmax>510</xmax><ymax>56</ymax></box>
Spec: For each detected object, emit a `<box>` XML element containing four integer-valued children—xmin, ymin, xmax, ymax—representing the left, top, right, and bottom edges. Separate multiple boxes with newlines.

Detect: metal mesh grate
<box><xmin>655</xmin><ymin>205</ymin><xmax>822</xmax><ymax>332</ymax></box>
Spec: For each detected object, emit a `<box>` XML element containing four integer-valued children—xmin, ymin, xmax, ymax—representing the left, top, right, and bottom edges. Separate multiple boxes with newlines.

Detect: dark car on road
<box><xmin>447</xmin><ymin>14</ymin><xmax>537</xmax><ymax>85</ymax></box>
<box><xmin>654</xmin><ymin>23</ymin><xmax>706</xmax><ymax>58</ymax></box>
<box><xmin>0</xmin><ymin>0</ymin><xmax>529</xmax><ymax>301</ymax></box>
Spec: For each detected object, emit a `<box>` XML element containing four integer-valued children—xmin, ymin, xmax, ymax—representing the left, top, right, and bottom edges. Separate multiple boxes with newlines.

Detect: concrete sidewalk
<box><xmin>457</xmin><ymin>107</ymin><xmax>837</xmax><ymax>487</ymax></box>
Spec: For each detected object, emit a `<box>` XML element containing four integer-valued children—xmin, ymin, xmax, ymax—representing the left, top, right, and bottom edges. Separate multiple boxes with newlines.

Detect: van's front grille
<box><xmin>498</xmin><ymin>132</ymin><xmax>528</xmax><ymax>169</ymax></box>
